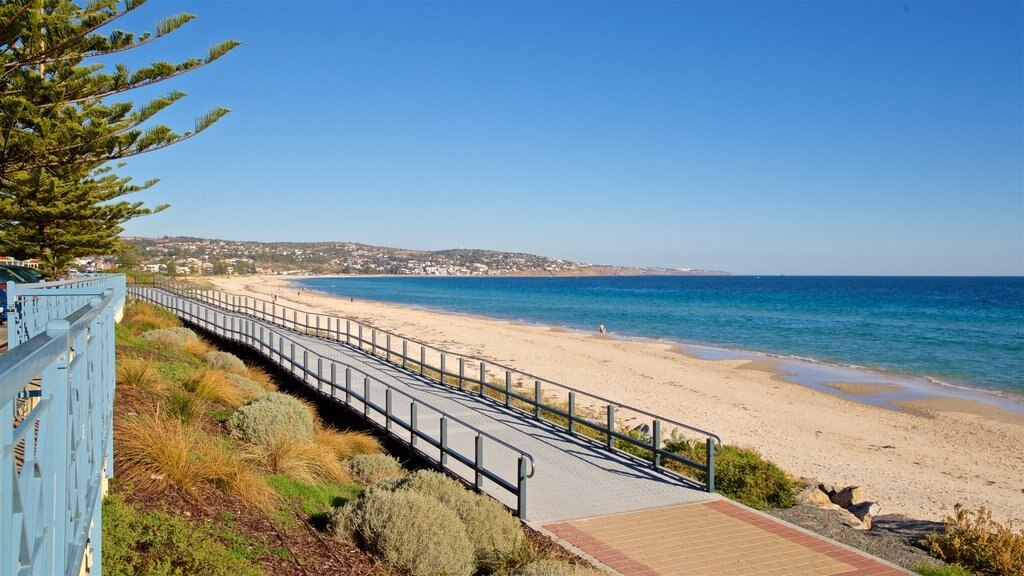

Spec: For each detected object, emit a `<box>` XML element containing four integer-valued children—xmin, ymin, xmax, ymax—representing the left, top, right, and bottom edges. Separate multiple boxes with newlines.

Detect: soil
<box><xmin>766</xmin><ymin>505</ymin><xmax>949</xmax><ymax>572</ymax></box>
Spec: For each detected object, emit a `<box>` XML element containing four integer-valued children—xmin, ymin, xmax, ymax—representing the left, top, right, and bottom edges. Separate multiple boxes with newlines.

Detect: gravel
<box><xmin>766</xmin><ymin>505</ymin><xmax>949</xmax><ymax>572</ymax></box>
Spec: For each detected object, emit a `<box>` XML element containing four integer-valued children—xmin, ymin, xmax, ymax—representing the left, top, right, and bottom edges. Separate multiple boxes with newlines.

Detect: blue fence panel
<box><xmin>1</xmin><ymin>276</ymin><xmax>123</xmax><ymax>576</ymax></box>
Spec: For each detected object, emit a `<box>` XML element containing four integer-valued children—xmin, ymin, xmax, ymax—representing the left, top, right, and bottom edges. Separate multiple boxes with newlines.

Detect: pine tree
<box><xmin>0</xmin><ymin>0</ymin><xmax>238</xmax><ymax>276</ymax></box>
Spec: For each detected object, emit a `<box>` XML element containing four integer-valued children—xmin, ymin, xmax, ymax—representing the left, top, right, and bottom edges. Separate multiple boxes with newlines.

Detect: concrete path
<box><xmin>135</xmin><ymin>287</ymin><xmax>910</xmax><ymax>575</ymax></box>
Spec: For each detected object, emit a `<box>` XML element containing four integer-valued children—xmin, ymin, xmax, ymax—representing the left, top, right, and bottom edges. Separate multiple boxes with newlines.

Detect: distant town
<box><xmin>70</xmin><ymin>236</ymin><xmax>728</xmax><ymax>277</ymax></box>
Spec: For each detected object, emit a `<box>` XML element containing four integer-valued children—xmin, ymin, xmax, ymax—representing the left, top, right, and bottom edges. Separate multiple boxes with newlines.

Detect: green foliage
<box><xmin>389</xmin><ymin>470</ymin><xmax>522</xmax><ymax>563</ymax></box>
<box><xmin>345</xmin><ymin>454</ymin><xmax>408</xmax><ymax>485</ymax></box>
<box><xmin>102</xmin><ymin>494</ymin><xmax>264</xmax><ymax>576</ymax></box>
<box><xmin>227</xmin><ymin>373</ymin><xmax>270</xmax><ymax>399</ymax></box>
<box><xmin>665</xmin><ymin>439</ymin><xmax>797</xmax><ymax>509</ymax></box>
<box><xmin>912</xmin><ymin>564</ymin><xmax>976</xmax><ymax>576</ymax></box>
<box><xmin>227</xmin><ymin>392</ymin><xmax>315</xmax><ymax>444</ymax></box>
<box><xmin>0</xmin><ymin>1</ymin><xmax>239</xmax><ymax>276</ymax></box>
<box><xmin>205</xmin><ymin>350</ymin><xmax>247</xmax><ymax>373</ymax></box>
<box><xmin>162</xmin><ymin>391</ymin><xmax>200</xmax><ymax>424</ymax></box>
<box><xmin>922</xmin><ymin>504</ymin><xmax>1024</xmax><ymax>576</ymax></box>
<box><xmin>266</xmin><ymin>474</ymin><xmax>360</xmax><ymax>528</ymax></box>
<box><xmin>329</xmin><ymin>490</ymin><xmax>476</xmax><ymax>576</ymax></box>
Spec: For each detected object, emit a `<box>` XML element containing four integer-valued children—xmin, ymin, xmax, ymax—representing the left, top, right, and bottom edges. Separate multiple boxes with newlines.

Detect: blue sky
<box><xmin>112</xmin><ymin>1</ymin><xmax>1022</xmax><ymax>275</ymax></box>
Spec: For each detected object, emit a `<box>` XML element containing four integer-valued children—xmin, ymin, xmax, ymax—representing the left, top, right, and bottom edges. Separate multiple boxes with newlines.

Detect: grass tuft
<box><xmin>314</xmin><ymin>427</ymin><xmax>381</xmax><ymax>460</ymax></box>
<box><xmin>183</xmin><ymin>368</ymin><xmax>245</xmax><ymax>408</ymax></box>
<box><xmin>922</xmin><ymin>504</ymin><xmax>1024</xmax><ymax>576</ymax></box>
<box><xmin>250</xmin><ymin>432</ymin><xmax>351</xmax><ymax>484</ymax></box>
<box><xmin>116</xmin><ymin>356</ymin><xmax>161</xmax><ymax>390</ymax></box>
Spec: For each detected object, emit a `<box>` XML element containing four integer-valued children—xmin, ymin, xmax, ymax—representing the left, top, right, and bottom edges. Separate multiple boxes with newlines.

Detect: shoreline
<box><xmin>208</xmin><ymin>274</ymin><xmax>1024</xmax><ymax>523</ymax></box>
<box><xmin>291</xmin><ymin>275</ymin><xmax>1024</xmax><ymax>414</ymax></box>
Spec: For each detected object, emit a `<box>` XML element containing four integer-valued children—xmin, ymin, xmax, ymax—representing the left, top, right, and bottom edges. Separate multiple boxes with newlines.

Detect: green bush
<box><xmin>923</xmin><ymin>504</ymin><xmax>1024</xmax><ymax>576</ymax></box>
<box><xmin>391</xmin><ymin>470</ymin><xmax>522</xmax><ymax>563</ymax></box>
<box><xmin>514</xmin><ymin>559</ymin><xmax>607</xmax><ymax>576</ymax></box>
<box><xmin>227</xmin><ymin>393</ymin><xmax>315</xmax><ymax>444</ymax></box>
<box><xmin>102</xmin><ymin>494</ymin><xmax>264</xmax><ymax>576</ymax></box>
<box><xmin>205</xmin><ymin>351</ymin><xmax>247</xmax><ymax>373</ymax></box>
<box><xmin>345</xmin><ymin>454</ymin><xmax>408</xmax><ymax>485</ymax></box>
<box><xmin>329</xmin><ymin>490</ymin><xmax>475</xmax><ymax>576</ymax></box>
<box><xmin>664</xmin><ymin>440</ymin><xmax>796</xmax><ymax>509</ymax></box>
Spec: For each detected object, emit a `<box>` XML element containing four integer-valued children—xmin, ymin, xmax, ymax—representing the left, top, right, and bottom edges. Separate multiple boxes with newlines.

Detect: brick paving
<box><xmin>544</xmin><ymin>500</ymin><xmax>910</xmax><ymax>575</ymax></box>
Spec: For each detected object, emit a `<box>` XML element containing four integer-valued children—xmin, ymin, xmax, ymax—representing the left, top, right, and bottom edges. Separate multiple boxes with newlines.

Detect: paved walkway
<box><xmin>136</xmin><ymin>287</ymin><xmax>910</xmax><ymax>575</ymax></box>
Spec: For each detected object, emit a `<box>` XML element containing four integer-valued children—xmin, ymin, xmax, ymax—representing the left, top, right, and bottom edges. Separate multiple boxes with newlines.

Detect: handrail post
<box><xmin>363</xmin><ymin>377</ymin><xmax>370</xmax><ymax>418</ymax></box>
<box><xmin>291</xmin><ymin>343</ymin><xmax>297</xmax><ymax>375</ymax></box>
<box><xmin>346</xmin><ymin>320</ymin><xmax>351</xmax><ymax>345</ymax></box>
<box><xmin>317</xmin><ymin>357</ymin><xmax>324</xmax><ymax>394</ymax></box>
<box><xmin>517</xmin><ymin>457</ymin><xmax>528</xmax><ymax>519</ymax></box>
<box><xmin>607</xmin><ymin>405</ymin><xmax>615</xmax><ymax>450</ymax></box>
<box><xmin>402</xmin><ymin>340</ymin><xmax>407</xmax><ymax>368</ymax></box>
<box><xmin>345</xmin><ymin>368</ymin><xmax>352</xmax><ymax>404</ymax></box>
<box><xmin>505</xmin><ymin>370</ymin><xmax>511</xmax><ymax>407</ymax></box>
<box><xmin>316</xmin><ymin>314</ymin><xmax>321</xmax><ymax>336</ymax></box>
<box><xmin>534</xmin><ymin>381</ymin><xmax>542</xmax><ymax>419</ymax></box>
<box><xmin>330</xmin><ymin>363</ymin><xmax>338</xmax><ymax>400</ymax></box>
<box><xmin>474</xmin><ymin>435</ymin><xmax>484</xmax><ymax>491</ymax></box>
<box><xmin>439</xmin><ymin>418</ymin><xmax>448</xmax><ymax>469</ymax></box>
<box><xmin>372</xmin><ymin>329</ymin><xmax>377</xmax><ymax>356</ymax></box>
<box><xmin>386</xmin><ymin>334</ymin><xmax>391</xmax><ymax>362</ymax></box>
<box><xmin>302</xmin><ymin>350</ymin><xmax>309</xmax><ymax>384</ymax></box>
<box><xmin>706</xmin><ymin>438</ymin><xmax>716</xmax><ymax>493</ymax></box>
<box><xmin>420</xmin><ymin>347</ymin><xmax>426</xmax><ymax>376</ymax></box>
<box><xmin>479</xmin><ymin>362</ymin><xmax>485</xmax><ymax>397</ymax></box>
<box><xmin>410</xmin><ymin>403</ymin><xmax>418</xmax><ymax>448</ymax></box>
<box><xmin>652</xmin><ymin>420</ymin><xmax>662</xmax><ymax>469</ymax></box>
<box><xmin>568</xmin><ymin>392</ymin><xmax>576</xmax><ymax>434</ymax></box>
<box><xmin>385</xmin><ymin>389</ymin><xmax>393</xmax><ymax>433</ymax></box>
<box><xmin>358</xmin><ymin>324</ymin><xmax>363</xmax><ymax>350</ymax></box>
<box><xmin>458</xmin><ymin>357</ymin><xmax>464</xmax><ymax>390</ymax></box>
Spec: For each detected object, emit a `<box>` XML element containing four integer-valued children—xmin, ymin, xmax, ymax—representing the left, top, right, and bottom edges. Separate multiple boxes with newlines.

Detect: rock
<box><xmin>849</xmin><ymin>501</ymin><xmax>881</xmax><ymax>525</ymax></box>
<box><xmin>831</xmin><ymin>485</ymin><xmax>867</xmax><ymax>509</ymax></box>
<box><xmin>821</xmin><ymin>503</ymin><xmax>869</xmax><ymax>530</ymax></box>
<box><xmin>797</xmin><ymin>486</ymin><xmax>834</xmax><ymax>507</ymax></box>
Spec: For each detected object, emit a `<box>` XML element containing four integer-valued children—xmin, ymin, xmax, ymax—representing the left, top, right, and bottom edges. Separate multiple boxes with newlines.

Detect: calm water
<box><xmin>296</xmin><ymin>276</ymin><xmax>1024</xmax><ymax>397</ymax></box>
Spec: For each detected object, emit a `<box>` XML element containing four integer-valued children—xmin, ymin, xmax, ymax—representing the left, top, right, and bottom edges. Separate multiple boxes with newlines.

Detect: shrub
<box><xmin>314</xmin><ymin>427</ymin><xmax>381</xmax><ymax>460</ymax></box>
<box><xmin>923</xmin><ymin>504</ymin><xmax>1024</xmax><ymax>576</ymax></box>
<box><xmin>183</xmin><ymin>369</ymin><xmax>245</xmax><ymax>408</ymax></box>
<box><xmin>140</xmin><ymin>328</ymin><xmax>190</xmax><ymax>350</ymax></box>
<box><xmin>117</xmin><ymin>357</ymin><xmax>160</xmax><ymax>389</ymax></box>
<box><xmin>329</xmin><ymin>490</ymin><xmax>475</xmax><ymax>576</ymax></box>
<box><xmin>514</xmin><ymin>560</ymin><xmax>607</xmax><ymax>576</ymax></box>
<box><xmin>227</xmin><ymin>373</ymin><xmax>272</xmax><ymax>400</ymax></box>
<box><xmin>665</xmin><ymin>439</ymin><xmax>796</xmax><ymax>509</ymax></box>
<box><xmin>250</xmin><ymin>432</ymin><xmax>350</xmax><ymax>484</ymax></box>
<box><xmin>345</xmin><ymin>454</ymin><xmax>408</xmax><ymax>485</ymax></box>
<box><xmin>390</xmin><ymin>470</ymin><xmax>522</xmax><ymax>562</ymax></box>
<box><xmin>205</xmin><ymin>351</ymin><xmax>247</xmax><ymax>373</ymax></box>
<box><xmin>227</xmin><ymin>393</ymin><xmax>315</xmax><ymax>444</ymax></box>
<box><xmin>102</xmin><ymin>494</ymin><xmax>264</xmax><ymax>576</ymax></box>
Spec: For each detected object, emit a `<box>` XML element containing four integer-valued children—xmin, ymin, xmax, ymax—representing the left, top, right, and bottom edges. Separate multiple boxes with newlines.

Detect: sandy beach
<box><xmin>209</xmin><ymin>275</ymin><xmax>1024</xmax><ymax>524</ymax></box>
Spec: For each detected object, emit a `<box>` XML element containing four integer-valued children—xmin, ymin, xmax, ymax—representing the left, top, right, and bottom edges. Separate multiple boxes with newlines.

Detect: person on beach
<box><xmin>599</xmin><ymin>324</ymin><xmax>606</xmax><ymax>334</ymax></box>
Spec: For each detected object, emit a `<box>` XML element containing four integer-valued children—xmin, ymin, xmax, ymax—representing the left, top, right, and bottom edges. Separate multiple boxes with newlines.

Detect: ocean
<box><xmin>295</xmin><ymin>276</ymin><xmax>1024</xmax><ymax>402</ymax></box>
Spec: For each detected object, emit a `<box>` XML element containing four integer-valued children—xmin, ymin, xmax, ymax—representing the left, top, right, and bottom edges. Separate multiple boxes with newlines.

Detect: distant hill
<box><xmin>121</xmin><ymin>236</ymin><xmax>728</xmax><ymax>277</ymax></box>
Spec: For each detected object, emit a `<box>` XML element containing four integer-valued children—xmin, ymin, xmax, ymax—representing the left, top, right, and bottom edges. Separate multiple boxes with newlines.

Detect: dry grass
<box><xmin>182</xmin><ymin>368</ymin><xmax>245</xmax><ymax>408</ymax></box>
<box><xmin>242</xmin><ymin>366</ymin><xmax>275</xmax><ymax>388</ymax></box>
<box><xmin>116</xmin><ymin>357</ymin><xmax>162</xmax><ymax>390</ymax></box>
<box><xmin>183</xmin><ymin>336</ymin><xmax>215</xmax><ymax>357</ymax></box>
<box><xmin>923</xmin><ymin>504</ymin><xmax>1024</xmax><ymax>576</ymax></box>
<box><xmin>116</xmin><ymin>410</ymin><xmax>276</xmax><ymax>509</ymax></box>
<box><xmin>250</xmin><ymin>432</ymin><xmax>350</xmax><ymax>484</ymax></box>
<box><xmin>123</xmin><ymin>301</ymin><xmax>180</xmax><ymax>331</ymax></box>
<box><xmin>314</xmin><ymin>427</ymin><xmax>381</xmax><ymax>460</ymax></box>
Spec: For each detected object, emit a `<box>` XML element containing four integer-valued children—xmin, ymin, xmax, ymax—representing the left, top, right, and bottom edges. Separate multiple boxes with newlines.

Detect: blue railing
<box><xmin>0</xmin><ymin>274</ymin><xmax>125</xmax><ymax>576</ymax></box>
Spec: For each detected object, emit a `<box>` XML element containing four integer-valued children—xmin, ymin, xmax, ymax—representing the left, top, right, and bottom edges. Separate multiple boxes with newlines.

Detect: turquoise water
<box><xmin>296</xmin><ymin>276</ymin><xmax>1024</xmax><ymax>398</ymax></box>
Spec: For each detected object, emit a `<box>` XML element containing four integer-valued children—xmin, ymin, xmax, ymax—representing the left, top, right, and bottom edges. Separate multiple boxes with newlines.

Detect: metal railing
<box><xmin>129</xmin><ymin>285</ymin><xmax>536</xmax><ymax>517</ymax></box>
<box><xmin>0</xmin><ymin>276</ymin><xmax>124</xmax><ymax>576</ymax></box>
<box><xmin>141</xmin><ymin>277</ymin><xmax>720</xmax><ymax>492</ymax></box>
